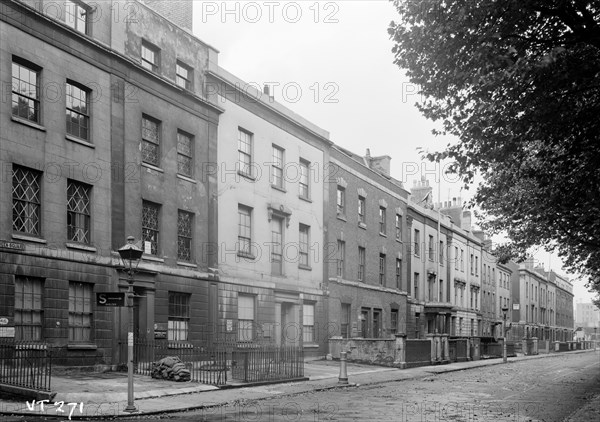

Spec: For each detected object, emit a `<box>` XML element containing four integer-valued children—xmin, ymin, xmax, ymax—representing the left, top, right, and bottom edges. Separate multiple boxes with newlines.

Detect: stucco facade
<box><xmin>206</xmin><ymin>66</ymin><xmax>331</xmax><ymax>355</ymax></box>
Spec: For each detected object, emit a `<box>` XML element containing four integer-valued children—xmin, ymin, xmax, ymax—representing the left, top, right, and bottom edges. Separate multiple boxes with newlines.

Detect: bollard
<box><xmin>338</xmin><ymin>351</ymin><xmax>348</xmax><ymax>384</ymax></box>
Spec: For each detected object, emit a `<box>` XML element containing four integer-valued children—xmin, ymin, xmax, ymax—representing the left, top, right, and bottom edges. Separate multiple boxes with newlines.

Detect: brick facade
<box><xmin>326</xmin><ymin>147</ymin><xmax>409</xmax><ymax>341</ymax></box>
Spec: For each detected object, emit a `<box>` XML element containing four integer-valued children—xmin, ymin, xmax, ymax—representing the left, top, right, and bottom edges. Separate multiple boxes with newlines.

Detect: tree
<box><xmin>389</xmin><ymin>0</ymin><xmax>600</xmax><ymax>295</ymax></box>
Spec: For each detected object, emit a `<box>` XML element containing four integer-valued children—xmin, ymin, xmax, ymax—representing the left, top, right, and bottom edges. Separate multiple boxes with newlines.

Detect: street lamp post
<box><xmin>502</xmin><ymin>305</ymin><xmax>509</xmax><ymax>363</ymax></box>
<box><xmin>118</xmin><ymin>236</ymin><xmax>143</xmax><ymax>413</ymax></box>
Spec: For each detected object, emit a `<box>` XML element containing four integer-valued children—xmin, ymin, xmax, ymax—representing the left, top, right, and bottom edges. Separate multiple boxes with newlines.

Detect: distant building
<box><xmin>574</xmin><ymin>302</ymin><xmax>600</xmax><ymax>340</ymax></box>
<box><xmin>508</xmin><ymin>260</ymin><xmax>574</xmax><ymax>342</ymax></box>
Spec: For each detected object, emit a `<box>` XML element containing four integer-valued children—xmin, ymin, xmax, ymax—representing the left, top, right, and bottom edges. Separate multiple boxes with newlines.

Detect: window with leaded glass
<box><xmin>299</xmin><ymin>159</ymin><xmax>310</xmax><ymax>199</ymax></box>
<box><xmin>395</xmin><ymin>214</ymin><xmax>402</xmax><ymax>241</ymax></box>
<box><xmin>14</xmin><ymin>276</ymin><xmax>43</xmax><ymax>341</ymax></box>
<box><xmin>271</xmin><ymin>216</ymin><xmax>283</xmax><ymax>275</ymax></box>
<box><xmin>142</xmin><ymin>201</ymin><xmax>160</xmax><ymax>255</ymax></box>
<box><xmin>65</xmin><ymin>0</ymin><xmax>88</xmax><ymax>34</ymax></box>
<box><xmin>379</xmin><ymin>253</ymin><xmax>386</xmax><ymax>285</ymax></box>
<box><xmin>358</xmin><ymin>196</ymin><xmax>366</xmax><ymax>224</ymax></box>
<box><xmin>299</xmin><ymin>224</ymin><xmax>310</xmax><ymax>267</ymax></box>
<box><xmin>177</xmin><ymin>130</ymin><xmax>193</xmax><ymax>177</ymax></box>
<box><xmin>358</xmin><ymin>246</ymin><xmax>365</xmax><ymax>281</ymax></box>
<box><xmin>66</xmin><ymin>81</ymin><xmax>90</xmax><ymax>140</ymax></box>
<box><xmin>336</xmin><ymin>240</ymin><xmax>345</xmax><ymax>278</ymax></box>
<box><xmin>303</xmin><ymin>303</ymin><xmax>315</xmax><ymax>343</ymax></box>
<box><xmin>271</xmin><ymin>145</ymin><xmax>284</xmax><ymax>188</ymax></box>
<box><xmin>238</xmin><ymin>294</ymin><xmax>255</xmax><ymax>341</ymax></box>
<box><xmin>141</xmin><ymin>40</ymin><xmax>159</xmax><ymax>72</ymax></box>
<box><xmin>168</xmin><ymin>292</ymin><xmax>190</xmax><ymax>341</ymax></box>
<box><xmin>379</xmin><ymin>206</ymin><xmax>386</xmax><ymax>234</ymax></box>
<box><xmin>175</xmin><ymin>61</ymin><xmax>192</xmax><ymax>90</ymax></box>
<box><xmin>67</xmin><ymin>180</ymin><xmax>91</xmax><ymax>244</ymax></box>
<box><xmin>12</xmin><ymin>57</ymin><xmax>40</xmax><ymax>123</ymax></box>
<box><xmin>69</xmin><ymin>282</ymin><xmax>92</xmax><ymax>343</ymax></box>
<box><xmin>142</xmin><ymin>115</ymin><xmax>160</xmax><ymax>166</ymax></box>
<box><xmin>177</xmin><ymin>210</ymin><xmax>193</xmax><ymax>262</ymax></box>
<box><xmin>12</xmin><ymin>166</ymin><xmax>41</xmax><ymax>236</ymax></box>
<box><xmin>238</xmin><ymin>128</ymin><xmax>253</xmax><ymax>177</ymax></box>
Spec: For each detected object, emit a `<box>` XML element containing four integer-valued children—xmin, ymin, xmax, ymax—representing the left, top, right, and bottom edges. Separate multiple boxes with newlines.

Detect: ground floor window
<box><xmin>390</xmin><ymin>309</ymin><xmax>399</xmax><ymax>334</ymax></box>
<box><xmin>238</xmin><ymin>294</ymin><xmax>255</xmax><ymax>342</ymax></box>
<box><xmin>303</xmin><ymin>303</ymin><xmax>315</xmax><ymax>343</ymax></box>
<box><xmin>341</xmin><ymin>304</ymin><xmax>351</xmax><ymax>338</ymax></box>
<box><xmin>14</xmin><ymin>276</ymin><xmax>44</xmax><ymax>341</ymax></box>
<box><xmin>69</xmin><ymin>282</ymin><xmax>93</xmax><ymax>343</ymax></box>
<box><xmin>168</xmin><ymin>292</ymin><xmax>190</xmax><ymax>341</ymax></box>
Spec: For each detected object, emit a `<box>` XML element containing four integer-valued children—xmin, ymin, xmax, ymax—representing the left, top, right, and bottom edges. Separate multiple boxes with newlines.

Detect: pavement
<box><xmin>0</xmin><ymin>349</ymin><xmax>598</xmax><ymax>420</ymax></box>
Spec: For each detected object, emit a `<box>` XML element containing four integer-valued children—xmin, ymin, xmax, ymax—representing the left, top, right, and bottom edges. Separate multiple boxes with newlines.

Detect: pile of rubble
<box><xmin>151</xmin><ymin>356</ymin><xmax>191</xmax><ymax>382</ymax></box>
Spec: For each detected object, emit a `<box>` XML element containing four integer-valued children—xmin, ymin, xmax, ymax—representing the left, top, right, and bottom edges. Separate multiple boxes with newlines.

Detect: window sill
<box><xmin>238</xmin><ymin>171</ymin><xmax>256</xmax><ymax>181</ymax></box>
<box><xmin>237</xmin><ymin>252</ymin><xmax>256</xmax><ymax>260</ymax></box>
<box><xmin>66</xmin><ymin>134</ymin><xmax>94</xmax><ymax>148</ymax></box>
<box><xmin>142</xmin><ymin>254</ymin><xmax>164</xmax><ymax>263</ymax></box>
<box><xmin>379</xmin><ymin>232</ymin><xmax>387</xmax><ymax>238</ymax></box>
<box><xmin>336</xmin><ymin>214</ymin><xmax>347</xmax><ymax>222</ymax></box>
<box><xmin>12</xmin><ymin>233</ymin><xmax>46</xmax><ymax>244</ymax></box>
<box><xmin>303</xmin><ymin>344</ymin><xmax>319</xmax><ymax>349</ymax></box>
<box><xmin>271</xmin><ymin>184</ymin><xmax>287</xmax><ymax>193</ymax></box>
<box><xmin>67</xmin><ymin>344</ymin><xmax>97</xmax><ymax>350</ymax></box>
<box><xmin>358</xmin><ymin>222</ymin><xmax>367</xmax><ymax>229</ymax></box>
<box><xmin>177</xmin><ymin>261</ymin><xmax>197</xmax><ymax>268</ymax></box>
<box><xmin>299</xmin><ymin>196</ymin><xmax>312</xmax><ymax>203</ymax></box>
<box><xmin>141</xmin><ymin>162</ymin><xmax>164</xmax><ymax>173</ymax></box>
<box><xmin>176</xmin><ymin>174</ymin><xmax>196</xmax><ymax>184</ymax></box>
<box><xmin>298</xmin><ymin>264</ymin><xmax>312</xmax><ymax>271</ymax></box>
<box><xmin>11</xmin><ymin>116</ymin><xmax>46</xmax><ymax>132</ymax></box>
<box><xmin>396</xmin><ymin>238</ymin><xmax>402</xmax><ymax>243</ymax></box>
<box><xmin>66</xmin><ymin>243</ymin><xmax>97</xmax><ymax>253</ymax></box>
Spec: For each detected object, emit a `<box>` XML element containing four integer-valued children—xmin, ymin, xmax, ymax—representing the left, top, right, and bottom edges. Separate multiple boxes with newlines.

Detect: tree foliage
<box><xmin>389</xmin><ymin>0</ymin><xmax>600</xmax><ymax>295</ymax></box>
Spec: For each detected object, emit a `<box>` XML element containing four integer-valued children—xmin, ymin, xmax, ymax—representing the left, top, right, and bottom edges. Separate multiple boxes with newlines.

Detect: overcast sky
<box><xmin>191</xmin><ymin>0</ymin><xmax>594</xmax><ymax>302</ymax></box>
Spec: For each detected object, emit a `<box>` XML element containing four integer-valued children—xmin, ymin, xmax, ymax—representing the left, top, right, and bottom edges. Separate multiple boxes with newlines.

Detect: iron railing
<box><xmin>0</xmin><ymin>340</ymin><xmax>52</xmax><ymax>392</ymax></box>
<box><xmin>128</xmin><ymin>339</ymin><xmax>228</xmax><ymax>386</ymax></box>
<box><xmin>231</xmin><ymin>344</ymin><xmax>304</xmax><ymax>383</ymax></box>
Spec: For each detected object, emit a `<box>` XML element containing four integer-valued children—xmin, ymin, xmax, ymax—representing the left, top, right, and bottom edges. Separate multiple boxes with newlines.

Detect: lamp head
<box><xmin>118</xmin><ymin>236</ymin><xmax>143</xmax><ymax>274</ymax></box>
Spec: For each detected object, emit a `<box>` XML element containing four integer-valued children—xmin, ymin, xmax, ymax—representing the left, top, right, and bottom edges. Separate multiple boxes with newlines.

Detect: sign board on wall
<box><xmin>0</xmin><ymin>240</ymin><xmax>25</xmax><ymax>251</ymax></box>
<box><xmin>96</xmin><ymin>292</ymin><xmax>125</xmax><ymax>307</ymax></box>
<box><xmin>0</xmin><ymin>327</ymin><xmax>15</xmax><ymax>338</ymax></box>
<box><xmin>513</xmin><ymin>304</ymin><xmax>520</xmax><ymax>310</ymax></box>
